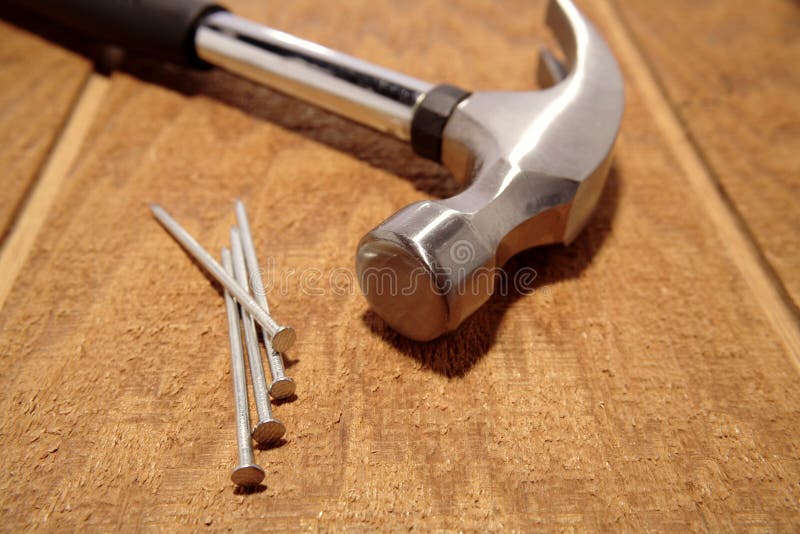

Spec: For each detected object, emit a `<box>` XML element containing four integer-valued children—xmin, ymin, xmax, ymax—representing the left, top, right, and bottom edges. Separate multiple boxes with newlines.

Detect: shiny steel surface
<box><xmin>222</xmin><ymin>248</ymin><xmax>265</xmax><ymax>487</ymax></box>
<box><xmin>356</xmin><ymin>0</ymin><xmax>624</xmax><ymax>340</ymax></box>
<box><xmin>235</xmin><ymin>200</ymin><xmax>295</xmax><ymax>399</ymax></box>
<box><xmin>150</xmin><ymin>204</ymin><xmax>296</xmax><ymax>352</ymax></box>
<box><xmin>230</xmin><ymin>227</ymin><xmax>286</xmax><ymax>446</ymax></box>
<box><xmin>196</xmin><ymin>11</ymin><xmax>432</xmax><ymax>140</ymax></box>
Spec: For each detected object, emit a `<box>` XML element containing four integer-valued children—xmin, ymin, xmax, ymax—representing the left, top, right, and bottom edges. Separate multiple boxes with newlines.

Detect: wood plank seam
<box><xmin>0</xmin><ymin>67</ymin><xmax>90</xmax><ymax>248</ymax></box>
<box><xmin>599</xmin><ymin>0</ymin><xmax>800</xmax><ymax>368</ymax></box>
<box><xmin>605</xmin><ymin>4</ymin><xmax>800</xmax><ymax>324</ymax></box>
<box><xmin>0</xmin><ymin>71</ymin><xmax>109</xmax><ymax>310</ymax></box>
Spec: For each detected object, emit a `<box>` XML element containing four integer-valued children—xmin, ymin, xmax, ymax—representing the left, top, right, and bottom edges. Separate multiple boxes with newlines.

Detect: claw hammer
<box><xmin>12</xmin><ymin>0</ymin><xmax>624</xmax><ymax>341</ymax></box>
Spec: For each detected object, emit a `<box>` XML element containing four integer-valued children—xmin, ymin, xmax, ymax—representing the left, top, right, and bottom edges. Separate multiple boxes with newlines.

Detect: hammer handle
<box><xmin>12</xmin><ymin>1</ymin><xmax>456</xmax><ymax>155</ymax></box>
<box><xmin>11</xmin><ymin>0</ymin><xmax>225</xmax><ymax>65</ymax></box>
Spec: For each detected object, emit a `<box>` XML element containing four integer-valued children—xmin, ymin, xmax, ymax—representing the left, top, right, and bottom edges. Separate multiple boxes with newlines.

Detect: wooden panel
<box><xmin>614</xmin><ymin>0</ymin><xmax>800</xmax><ymax>306</ymax></box>
<box><xmin>0</xmin><ymin>16</ymin><xmax>91</xmax><ymax>240</ymax></box>
<box><xmin>0</xmin><ymin>0</ymin><xmax>798</xmax><ymax>530</ymax></box>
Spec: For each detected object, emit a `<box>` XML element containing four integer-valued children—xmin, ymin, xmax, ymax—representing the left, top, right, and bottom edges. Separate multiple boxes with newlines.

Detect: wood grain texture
<box><xmin>614</xmin><ymin>0</ymin><xmax>800</xmax><ymax>308</ymax></box>
<box><xmin>0</xmin><ymin>0</ymin><xmax>798</xmax><ymax>531</ymax></box>
<box><xmin>0</xmin><ymin>74</ymin><xmax>110</xmax><ymax>308</ymax></box>
<box><xmin>593</xmin><ymin>1</ymin><xmax>800</xmax><ymax>374</ymax></box>
<box><xmin>0</xmin><ymin>16</ymin><xmax>91</xmax><ymax>241</ymax></box>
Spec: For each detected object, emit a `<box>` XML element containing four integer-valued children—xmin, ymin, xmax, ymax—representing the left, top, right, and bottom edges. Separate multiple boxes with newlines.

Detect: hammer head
<box><xmin>357</xmin><ymin>0</ymin><xmax>624</xmax><ymax>341</ymax></box>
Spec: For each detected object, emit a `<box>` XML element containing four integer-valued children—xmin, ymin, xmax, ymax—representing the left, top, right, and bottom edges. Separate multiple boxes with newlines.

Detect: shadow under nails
<box><xmin>277</xmin><ymin>351</ymin><xmax>300</xmax><ymax>370</ymax></box>
<box><xmin>271</xmin><ymin>394</ymin><xmax>298</xmax><ymax>406</ymax></box>
<box><xmin>255</xmin><ymin>437</ymin><xmax>288</xmax><ymax>451</ymax></box>
<box><xmin>233</xmin><ymin>484</ymin><xmax>267</xmax><ymax>495</ymax></box>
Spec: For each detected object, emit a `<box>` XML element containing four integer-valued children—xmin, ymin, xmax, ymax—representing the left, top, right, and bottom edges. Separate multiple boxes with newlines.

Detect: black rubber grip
<box><xmin>410</xmin><ymin>84</ymin><xmax>471</xmax><ymax>162</ymax></box>
<box><xmin>11</xmin><ymin>0</ymin><xmax>227</xmax><ymax>66</ymax></box>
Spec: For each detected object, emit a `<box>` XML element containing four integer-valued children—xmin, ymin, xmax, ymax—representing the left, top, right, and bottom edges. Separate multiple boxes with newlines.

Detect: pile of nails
<box><xmin>151</xmin><ymin>200</ymin><xmax>295</xmax><ymax>488</ymax></box>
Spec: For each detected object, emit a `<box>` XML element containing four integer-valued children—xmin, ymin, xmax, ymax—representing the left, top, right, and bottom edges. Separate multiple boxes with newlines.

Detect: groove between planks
<box><xmin>0</xmin><ymin>72</ymin><xmax>109</xmax><ymax>309</ymax></box>
<box><xmin>600</xmin><ymin>0</ymin><xmax>800</xmax><ymax>366</ymax></box>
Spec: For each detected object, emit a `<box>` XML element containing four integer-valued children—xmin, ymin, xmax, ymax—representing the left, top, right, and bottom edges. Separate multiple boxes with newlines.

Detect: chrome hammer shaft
<box><xmin>195</xmin><ymin>11</ymin><xmax>432</xmax><ymax>140</ymax></box>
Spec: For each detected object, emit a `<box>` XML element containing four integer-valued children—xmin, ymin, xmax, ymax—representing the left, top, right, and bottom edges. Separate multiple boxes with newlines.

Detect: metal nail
<box><xmin>235</xmin><ymin>200</ymin><xmax>296</xmax><ymax>399</ymax></box>
<box><xmin>230</xmin><ymin>227</ymin><xmax>286</xmax><ymax>445</ymax></box>
<box><xmin>150</xmin><ymin>204</ymin><xmax>296</xmax><ymax>352</ymax></box>
<box><xmin>222</xmin><ymin>248</ymin><xmax>265</xmax><ymax>487</ymax></box>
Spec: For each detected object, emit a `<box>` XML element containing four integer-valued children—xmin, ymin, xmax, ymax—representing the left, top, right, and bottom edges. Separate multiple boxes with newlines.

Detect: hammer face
<box><xmin>357</xmin><ymin>201</ymin><xmax>495</xmax><ymax>341</ymax></box>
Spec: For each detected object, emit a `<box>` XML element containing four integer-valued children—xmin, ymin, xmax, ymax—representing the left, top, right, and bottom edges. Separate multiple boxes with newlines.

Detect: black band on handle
<box><xmin>11</xmin><ymin>0</ymin><xmax>226</xmax><ymax>66</ymax></box>
<box><xmin>410</xmin><ymin>84</ymin><xmax>471</xmax><ymax>162</ymax></box>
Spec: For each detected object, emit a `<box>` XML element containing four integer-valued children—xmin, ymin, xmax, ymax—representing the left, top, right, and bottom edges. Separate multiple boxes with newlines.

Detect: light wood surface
<box><xmin>0</xmin><ymin>0</ymin><xmax>798</xmax><ymax>531</ymax></box>
<box><xmin>0</xmin><ymin>16</ymin><xmax>91</xmax><ymax>240</ymax></box>
<box><xmin>616</xmin><ymin>0</ymin><xmax>800</xmax><ymax>308</ymax></box>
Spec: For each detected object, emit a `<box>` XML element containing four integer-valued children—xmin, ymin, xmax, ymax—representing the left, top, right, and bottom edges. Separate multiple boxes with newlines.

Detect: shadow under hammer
<box><xmin>361</xmin><ymin>166</ymin><xmax>621</xmax><ymax>377</ymax></box>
